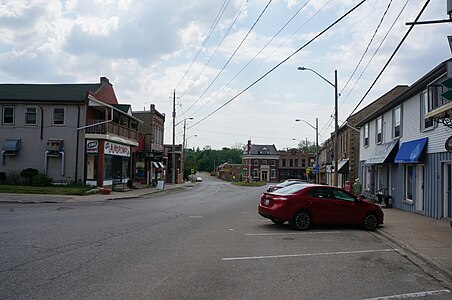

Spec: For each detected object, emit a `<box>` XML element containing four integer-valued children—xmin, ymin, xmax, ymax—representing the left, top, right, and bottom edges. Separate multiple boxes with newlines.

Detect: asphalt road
<box><xmin>1</xmin><ymin>175</ymin><xmax>451</xmax><ymax>299</ymax></box>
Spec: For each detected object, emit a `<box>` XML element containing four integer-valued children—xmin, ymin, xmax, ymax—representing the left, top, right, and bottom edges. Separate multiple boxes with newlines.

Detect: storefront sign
<box><xmin>86</xmin><ymin>140</ymin><xmax>98</xmax><ymax>153</ymax></box>
<box><xmin>105</xmin><ymin>141</ymin><xmax>130</xmax><ymax>157</ymax></box>
<box><xmin>445</xmin><ymin>136</ymin><xmax>452</xmax><ymax>152</ymax></box>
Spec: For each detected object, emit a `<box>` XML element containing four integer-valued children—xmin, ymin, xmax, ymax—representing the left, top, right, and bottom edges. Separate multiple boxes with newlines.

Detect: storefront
<box><xmin>85</xmin><ymin>139</ymin><xmax>131</xmax><ymax>187</ymax></box>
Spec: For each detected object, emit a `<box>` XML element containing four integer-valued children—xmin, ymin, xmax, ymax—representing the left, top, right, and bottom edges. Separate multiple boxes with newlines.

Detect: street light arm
<box><xmin>297</xmin><ymin>67</ymin><xmax>335</xmax><ymax>88</ymax></box>
<box><xmin>295</xmin><ymin>119</ymin><xmax>316</xmax><ymax>131</ymax></box>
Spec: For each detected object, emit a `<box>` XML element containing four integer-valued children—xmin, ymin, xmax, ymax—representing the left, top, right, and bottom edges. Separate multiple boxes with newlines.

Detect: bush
<box><xmin>0</xmin><ymin>172</ymin><xmax>6</xmax><ymax>183</ymax></box>
<box><xmin>31</xmin><ymin>173</ymin><xmax>52</xmax><ymax>186</ymax></box>
<box><xmin>6</xmin><ymin>170</ymin><xmax>21</xmax><ymax>184</ymax></box>
<box><xmin>21</xmin><ymin>168</ymin><xmax>39</xmax><ymax>183</ymax></box>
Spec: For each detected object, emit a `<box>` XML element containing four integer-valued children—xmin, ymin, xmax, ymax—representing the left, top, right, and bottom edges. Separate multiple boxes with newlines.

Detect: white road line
<box><xmin>187</xmin><ymin>216</ymin><xmax>204</xmax><ymax>219</ymax></box>
<box><xmin>245</xmin><ymin>231</ymin><xmax>344</xmax><ymax>236</ymax></box>
<box><xmin>362</xmin><ymin>289</ymin><xmax>451</xmax><ymax>300</ymax></box>
<box><xmin>222</xmin><ymin>248</ymin><xmax>398</xmax><ymax>261</ymax></box>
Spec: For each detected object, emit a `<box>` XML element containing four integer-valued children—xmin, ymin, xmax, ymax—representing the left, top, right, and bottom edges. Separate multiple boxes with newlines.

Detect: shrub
<box><xmin>0</xmin><ymin>172</ymin><xmax>6</xmax><ymax>183</ymax></box>
<box><xmin>6</xmin><ymin>170</ymin><xmax>21</xmax><ymax>184</ymax></box>
<box><xmin>31</xmin><ymin>173</ymin><xmax>52</xmax><ymax>186</ymax></box>
<box><xmin>21</xmin><ymin>168</ymin><xmax>39</xmax><ymax>183</ymax></box>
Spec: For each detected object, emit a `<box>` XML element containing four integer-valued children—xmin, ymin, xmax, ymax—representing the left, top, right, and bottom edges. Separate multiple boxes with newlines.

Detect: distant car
<box><xmin>196</xmin><ymin>177</ymin><xmax>202</xmax><ymax>182</ymax></box>
<box><xmin>258</xmin><ymin>184</ymin><xmax>384</xmax><ymax>231</ymax></box>
<box><xmin>267</xmin><ymin>179</ymin><xmax>306</xmax><ymax>192</ymax></box>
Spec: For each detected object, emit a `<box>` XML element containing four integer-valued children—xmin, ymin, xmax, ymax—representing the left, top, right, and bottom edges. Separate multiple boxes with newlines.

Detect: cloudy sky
<box><xmin>1</xmin><ymin>0</ymin><xmax>451</xmax><ymax>150</ymax></box>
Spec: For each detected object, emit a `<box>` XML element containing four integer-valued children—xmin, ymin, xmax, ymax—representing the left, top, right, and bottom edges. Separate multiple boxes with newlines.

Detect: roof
<box><xmin>243</xmin><ymin>144</ymin><xmax>279</xmax><ymax>156</ymax></box>
<box><xmin>356</xmin><ymin>58</ymin><xmax>451</xmax><ymax>127</ymax></box>
<box><xmin>0</xmin><ymin>83</ymin><xmax>101</xmax><ymax>102</ymax></box>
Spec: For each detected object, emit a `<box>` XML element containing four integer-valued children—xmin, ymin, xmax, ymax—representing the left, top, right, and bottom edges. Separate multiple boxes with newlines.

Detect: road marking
<box><xmin>222</xmin><ymin>248</ymin><xmax>398</xmax><ymax>261</ymax></box>
<box><xmin>187</xmin><ymin>216</ymin><xmax>204</xmax><ymax>219</ymax></box>
<box><xmin>362</xmin><ymin>289</ymin><xmax>451</xmax><ymax>300</ymax></box>
<box><xmin>245</xmin><ymin>231</ymin><xmax>344</xmax><ymax>236</ymax></box>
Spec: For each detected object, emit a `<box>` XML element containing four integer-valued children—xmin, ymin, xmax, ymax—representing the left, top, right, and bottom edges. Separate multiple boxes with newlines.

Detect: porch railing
<box><xmin>85</xmin><ymin>120</ymin><xmax>138</xmax><ymax>141</ymax></box>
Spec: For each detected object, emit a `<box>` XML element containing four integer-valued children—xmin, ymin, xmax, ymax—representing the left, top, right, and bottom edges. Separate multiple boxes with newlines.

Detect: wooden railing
<box><xmin>85</xmin><ymin>120</ymin><xmax>138</xmax><ymax>141</ymax></box>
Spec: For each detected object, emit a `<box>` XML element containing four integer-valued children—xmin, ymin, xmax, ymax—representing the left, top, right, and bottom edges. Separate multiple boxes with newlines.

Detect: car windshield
<box><xmin>272</xmin><ymin>184</ymin><xmax>307</xmax><ymax>195</ymax></box>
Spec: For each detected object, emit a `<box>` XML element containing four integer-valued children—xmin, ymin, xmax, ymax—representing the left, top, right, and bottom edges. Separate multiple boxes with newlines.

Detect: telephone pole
<box><xmin>172</xmin><ymin>90</ymin><xmax>176</xmax><ymax>184</ymax></box>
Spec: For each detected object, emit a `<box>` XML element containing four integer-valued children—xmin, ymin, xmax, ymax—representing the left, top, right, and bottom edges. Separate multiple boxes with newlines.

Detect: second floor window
<box><xmin>282</xmin><ymin>159</ymin><xmax>286</xmax><ymax>167</ymax></box>
<box><xmin>364</xmin><ymin>123</ymin><xmax>369</xmax><ymax>147</ymax></box>
<box><xmin>294</xmin><ymin>159</ymin><xmax>298</xmax><ymax>167</ymax></box>
<box><xmin>393</xmin><ymin>106</ymin><xmax>401</xmax><ymax>138</ymax></box>
<box><xmin>2</xmin><ymin>106</ymin><xmax>14</xmax><ymax>125</ymax></box>
<box><xmin>376</xmin><ymin>117</ymin><xmax>383</xmax><ymax>144</ymax></box>
<box><xmin>262</xmin><ymin>160</ymin><xmax>267</xmax><ymax>165</ymax></box>
<box><xmin>53</xmin><ymin>107</ymin><xmax>65</xmax><ymax>125</ymax></box>
<box><xmin>271</xmin><ymin>160</ymin><xmax>275</xmax><ymax>166</ymax></box>
<box><xmin>25</xmin><ymin>107</ymin><xmax>37</xmax><ymax>125</ymax></box>
<box><xmin>254</xmin><ymin>159</ymin><xmax>259</xmax><ymax>166</ymax></box>
<box><xmin>421</xmin><ymin>90</ymin><xmax>434</xmax><ymax>130</ymax></box>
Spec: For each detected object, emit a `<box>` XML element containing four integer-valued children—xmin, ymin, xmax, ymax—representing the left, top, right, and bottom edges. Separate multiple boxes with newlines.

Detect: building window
<box><xmin>294</xmin><ymin>159</ymin><xmax>298</xmax><ymax>167</ymax></box>
<box><xmin>254</xmin><ymin>159</ymin><xmax>259</xmax><ymax>166</ymax></box>
<box><xmin>421</xmin><ymin>90</ymin><xmax>434</xmax><ymax>130</ymax></box>
<box><xmin>289</xmin><ymin>159</ymin><xmax>294</xmax><ymax>167</ymax></box>
<box><xmin>2</xmin><ymin>106</ymin><xmax>14</xmax><ymax>125</ymax></box>
<box><xmin>364</xmin><ymin>123</ymin><xmax>369</xmax><ymax>147</ymax></box>
<box><xmin>405</xmin><ymin>165</ymin><xmax>414</xmax><ymax>202</ymax></box>
<box><xmin>282</xmin><ymin>159</ymin><xmax>286</xmax><ymax>167</ymax></box>
<box><xmin>25</xmin><ymin>106</ymin><xmax>37</xmax><ymax>125</ymax></box>
<box><xmin>253</xmin><ymin>168</ymin><xmax>259</xmax><ymax>178</ymax></box>
<box><xmin>376</xmin><ymin>117</ymin><xmax>383</xmax><ymax>144</ymax></box>
<box><xmin>302</xmin><ymin>159</ymin><xmax>306</xmax><ymax>167</ymax></box>
<box><xmin>271</xmin><ymin>160</ymin><xmax>275</xmax><ymax>166</ymax></box>
<box><xmin>53</xmin><ymin>107</ymin><xmax>65</xmax><ymax>125</ymax></box>
<box><xmin>262</xmin><ymin>160</ymin><xmax>267</xmax><ymax>165</ymax></box>
<box><xmin>271</xmin><ymin>169</ymin><xmax>276</xmax><ymax>178</ymax></box>
<box><xmin>393</xmin><ymin>106</ymin><xmax>401</xmax><ymax>138</ymax></box>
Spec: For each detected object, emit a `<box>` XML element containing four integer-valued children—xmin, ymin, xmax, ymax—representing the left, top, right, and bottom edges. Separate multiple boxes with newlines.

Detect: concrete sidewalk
<box><xmin>1</xmin><ymin>186</ymin><xmax>451</xmax><ymax>286</ymax></box>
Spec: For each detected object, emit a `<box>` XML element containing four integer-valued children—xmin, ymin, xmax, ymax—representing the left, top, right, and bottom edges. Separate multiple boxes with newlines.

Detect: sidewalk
<box><xmin>376</xmin><ymin>208</ymin><xmax>452</xmax><ymax>286</ymax></box>
<box><xmin>0</xmin><ymin>186</ymin><xmax>451</xmax><ymax>285</ymax></box>
<box><xmin>0</xmin><ymin>182</ymin><xmax>194</xmax><ymax>204</ymax></box>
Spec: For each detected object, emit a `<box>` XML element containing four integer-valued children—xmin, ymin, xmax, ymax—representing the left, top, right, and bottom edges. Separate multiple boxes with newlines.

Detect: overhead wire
<box><xmin>346</xmin><ymin>0</ymin><xmax>429</xmax><ymax>119</ymax></box>
<box><xmin>174</xmin><ymin>0</ymin><xmax>231</xmax><ymax>91</ymax></box>
<box><xmin>188</xmin><ymin>0</ymin><xmax>367</xmax><ymax>130</ymax></box>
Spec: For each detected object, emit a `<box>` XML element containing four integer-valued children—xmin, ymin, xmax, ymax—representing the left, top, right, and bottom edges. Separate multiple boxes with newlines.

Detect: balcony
<box><xmin>85</xmin><ymin>120</ymin><xmax>138</xmax><ymax>144</ymax></box>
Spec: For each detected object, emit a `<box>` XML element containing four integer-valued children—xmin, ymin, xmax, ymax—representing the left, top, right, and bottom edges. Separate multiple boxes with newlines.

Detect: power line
<box><xmin>189</xmin><ymin>0</ymin><xmax>367</xmax><ymax>130</ymax></box>
<box><xmin>347</xmin><ymin>0</ymin><xmax>429</xmax><ymax>119</ymax></box>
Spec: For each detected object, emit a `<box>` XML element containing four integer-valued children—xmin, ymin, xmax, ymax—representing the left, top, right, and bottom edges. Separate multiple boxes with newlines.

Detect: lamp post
<box><xmin>181</xmin><ymin>118</ymin><xmax>193</xmax><ymax>182</ymax></box>
<box><xmin>298</xmin><ymin>67</ymin><xmax>338</xmax><ymax>187</ymax></box>
<box><xmin>295</xmin><ymin>118</ymin><xmax>319</xmax><ymax>184</ymax></box>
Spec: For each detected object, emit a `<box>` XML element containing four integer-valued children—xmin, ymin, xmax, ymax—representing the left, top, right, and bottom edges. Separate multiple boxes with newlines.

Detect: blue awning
<box><xmin>394</xmin><ymin>138</ymin><xmax>428</xmax><ymax>163</ymax></box>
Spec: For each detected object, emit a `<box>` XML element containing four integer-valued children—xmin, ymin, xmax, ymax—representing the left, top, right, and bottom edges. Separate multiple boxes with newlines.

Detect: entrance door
<box><xmin>261</xmin><ymin>170</ymin><xmax>268</xmax><ymax>182</ymax></box>
<box><xmin>416</xmin><ymin>165</ymin><xmax>424</xmax><ymax>213</ymax></box>
<box><xmin>444</xmin><ymin>163</ymin><xmax>452</xmax><ymax>218</ymax></box>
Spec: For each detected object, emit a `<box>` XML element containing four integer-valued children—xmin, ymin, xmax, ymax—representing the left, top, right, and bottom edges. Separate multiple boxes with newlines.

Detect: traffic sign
<box><xmin>442</xmin><ymin>90</ymin><xmax>452</xmax><ymax>101</ymax></box>
<box><xmin>441</xmin><ymin>78</ymin><xmax>452</xmax><ymax>89</ymax></box>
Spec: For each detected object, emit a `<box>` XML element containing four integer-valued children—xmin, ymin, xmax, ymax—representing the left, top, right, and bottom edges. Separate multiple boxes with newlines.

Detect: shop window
<box><xmin>104</xmin><ymin>156</ymin><xmax>113</xmax><ymax>180</ymax></box>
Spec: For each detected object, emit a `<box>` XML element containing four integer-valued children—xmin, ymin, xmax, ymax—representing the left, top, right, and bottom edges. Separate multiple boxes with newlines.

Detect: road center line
<box><xmin>361</xmin><ymin>289</ymin><xmax>451</xmax><ymax>300</ymax></box>
<box><xmin>245</xmin><ymin>231</ymin><xmax>344</xmax><ymax>236</ymax></box>
<box><xmin>222</xmin><ymin>248</ymin><xmax>398</xmax><ymax>261</ymax></box>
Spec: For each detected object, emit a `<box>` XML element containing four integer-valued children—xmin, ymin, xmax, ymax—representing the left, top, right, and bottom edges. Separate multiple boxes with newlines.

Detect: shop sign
<box><xmin>445</xmin><ymin>136</ymin><xmax>452</xmax><ymax>152</ymax></box>
<box><xmin>86</xmin><ymin>140</ymin><xmax>98</xmax><ymax>153</ymax></box>
<box><xmin>105</xmin><ymin>141</ymin><xmax>130</xmax><ymax>157</ymax></box>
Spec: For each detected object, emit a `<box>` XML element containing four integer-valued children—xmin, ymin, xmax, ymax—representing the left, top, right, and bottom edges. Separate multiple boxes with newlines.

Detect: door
<box><xmin>444</xmin><ymin>163</ymin><xmax>452</xmax><ymax>218</ymax></box>
<box><xmin>416</xmin><ymin>165</ymin><xmax>424</xmax><ymax>213</ymax></box>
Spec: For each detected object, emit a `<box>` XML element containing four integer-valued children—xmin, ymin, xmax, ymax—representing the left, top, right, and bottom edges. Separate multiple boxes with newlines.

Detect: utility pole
<box><xmin>334</xmin><ymin>70</ymin><xmax>339</xmax><ymax>187</ymax></box>
<box><xmin>172</xmin><ymin>90</ymin><xmax>176</xmax><ymax>184</ymax></box>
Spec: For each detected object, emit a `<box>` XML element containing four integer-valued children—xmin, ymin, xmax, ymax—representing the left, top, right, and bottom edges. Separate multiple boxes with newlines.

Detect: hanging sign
<box><xmin>86</xmin><ymin>140</ymin><xmax>98</xmax><ymax>153</ymax></box>
<box><xmin>445</xmin><ymin>136</ymin><xmax>452</xmax><ymax>152</ymax></box>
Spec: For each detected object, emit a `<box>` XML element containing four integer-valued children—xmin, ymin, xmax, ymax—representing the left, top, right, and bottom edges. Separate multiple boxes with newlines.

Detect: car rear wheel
<box><xmin>363</xmin><ymin>214</ymin><xmax>378</xmax><ymax>231</ymax></box>
<box><xmin>291</xmin><ymin>210</ymin><xmax>311</xmax><ymax>230</ymax></box>
<box><xmin>271</xmin><ymin>218</ymin><xmax>284</xmax><ymax>225</ymax></box>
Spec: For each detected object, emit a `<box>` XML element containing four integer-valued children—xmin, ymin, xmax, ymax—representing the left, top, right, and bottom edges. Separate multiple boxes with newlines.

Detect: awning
<box><xmin>152</xmin><ymin>162</ymin><xmax>159</xmax><ymax>168</ymax></box>
<box><xmin>365</xmin><ymin>140</ymin><xmax>398</xmax><ymax>164</ymax></box>
<box><xmin>158</xmin><ymin>162</ymin><xmax>165</xmax><ymax>169</ymax></box>
<box><xmin>337</xmin><ymin>159</ymin><xmax>349</xmax><ymax>173</ymax></box>
<box><xmin>3</xmin><ymin>138</ymin><xmax>21</xmax><ymax>152</ymax></box>
<box><xmin>394</xmin><ymin>138</ymin><xmax>428</xmax><ymax>163</ymax></box>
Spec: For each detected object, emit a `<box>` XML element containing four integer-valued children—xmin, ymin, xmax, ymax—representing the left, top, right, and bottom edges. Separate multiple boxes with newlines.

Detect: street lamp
<box><xmin>295</xmin><ymin>118</ymin><xmax>319</xmax><ymax>184</ymax></box>
<box><xmin>297</xmin><ymin>67</ymin><xmax>338</xmax><ymax>187</ymax></box>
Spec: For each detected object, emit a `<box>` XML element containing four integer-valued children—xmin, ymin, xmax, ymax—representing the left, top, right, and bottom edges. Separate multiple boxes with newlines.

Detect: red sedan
<box><xmin>258</xmin><ymin>184</ymin><xmax>383</xmax><ymax>231</ymax></box>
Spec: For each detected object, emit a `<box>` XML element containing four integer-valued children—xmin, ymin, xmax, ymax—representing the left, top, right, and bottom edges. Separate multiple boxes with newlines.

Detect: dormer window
<box><xmin>258</xmin><ymin>147</ymin><xmax>270</xmax><ymax>155</ymax></box>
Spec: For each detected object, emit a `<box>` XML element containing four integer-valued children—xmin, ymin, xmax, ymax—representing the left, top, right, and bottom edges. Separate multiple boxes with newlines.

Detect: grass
<box><xmin>0</xmin><ymin>184</ymin><xmax>94</xmax><ymax>196</ymax></box>
<box><xmin>232</xmin><ymin>181</ymin><xmax>267</xmax><ymax>187</ymax></box>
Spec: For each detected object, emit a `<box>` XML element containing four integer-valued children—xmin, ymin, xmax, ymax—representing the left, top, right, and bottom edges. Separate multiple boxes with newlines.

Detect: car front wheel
<box><xmin>291</xmin><ymin>210</ymin><xmax>311</xmax><ymax>230</ymax></box>
<box><xmin>363</xmin><ymin>214</ymin><xmax>378</xmax><ymax>231</ymax></box>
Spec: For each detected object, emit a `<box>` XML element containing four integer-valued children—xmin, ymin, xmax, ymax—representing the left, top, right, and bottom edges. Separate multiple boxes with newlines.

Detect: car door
<box><xmin>305</xmin><ymin>187</ymin><xmax>337</xmax><ymax>224</ymax></box>
<box><xmin>330</xmin><ymin>188</ymin><xmax>361</xmax><ymax>224</ymax></box>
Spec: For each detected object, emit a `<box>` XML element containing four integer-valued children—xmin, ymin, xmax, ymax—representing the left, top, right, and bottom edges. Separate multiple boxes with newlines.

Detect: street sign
<box><xmin>442</xmin><ymin>90</ymin><xmax>452</xmax><ymax>101</ymax></box>
<box><xmin>441</xmin><ymin>78</ymin><xmax>452</xmax><ymax>89</ymax></box>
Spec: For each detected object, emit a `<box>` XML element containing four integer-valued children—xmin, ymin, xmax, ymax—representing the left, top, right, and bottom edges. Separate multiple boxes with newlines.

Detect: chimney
<box><xmin>100</xmin><ymin>77</ymin><xmax>109</xmax><ymax>84</ymax></box>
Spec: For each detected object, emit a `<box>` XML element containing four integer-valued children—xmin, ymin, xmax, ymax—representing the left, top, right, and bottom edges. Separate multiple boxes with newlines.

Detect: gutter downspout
<box><xmin>2</xmin><ymin>151</ymin><xmax>5</xmax><ymax>165</ymax></box>
<box><xmin>44</xmin><ymin>151</ymin><xmax>49</xmax><ymax>174</ymax></box>
<box><xmin>75</xmin><ymin>105</ymin><xmax>80</xmax><ymax>183</ymax></box>
<box><xmin>60</xmin><ymin>151</ymin><xmax>65</xmax><ymax>176</ymax></box>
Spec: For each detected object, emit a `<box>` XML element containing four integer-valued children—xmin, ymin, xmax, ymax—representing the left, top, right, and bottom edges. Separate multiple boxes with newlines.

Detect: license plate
<box><xmin>264</xmin><ymin>198</ymin><xmax>270</xmax><ymax>205</ymax></box>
